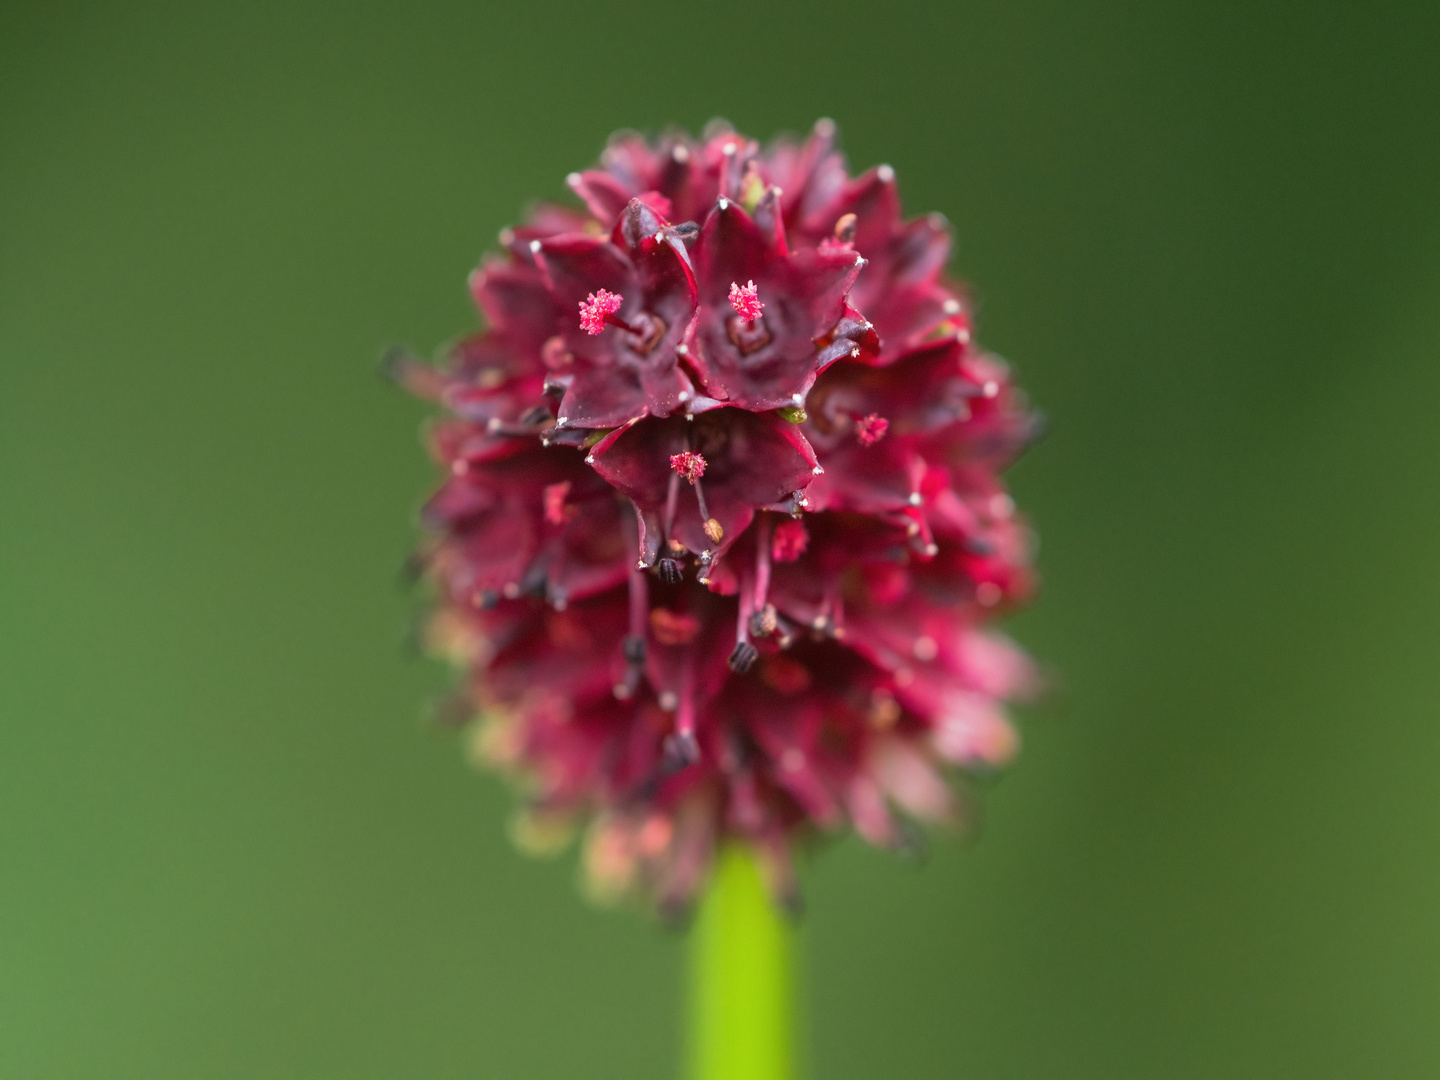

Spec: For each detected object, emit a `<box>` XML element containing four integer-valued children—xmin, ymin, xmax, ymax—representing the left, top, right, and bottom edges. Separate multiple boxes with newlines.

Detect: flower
<box><xmin>393</xmin><ymin>119</ymin><xmax>1041</xmax><ymax>912</ymax></box>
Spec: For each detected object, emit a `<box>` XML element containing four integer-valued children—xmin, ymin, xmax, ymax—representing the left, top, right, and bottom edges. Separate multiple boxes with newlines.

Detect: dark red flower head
<box><xmin>395</xmin><ymin>120</ymin><xmax>1041</xmax><ymax>911</ymax></box>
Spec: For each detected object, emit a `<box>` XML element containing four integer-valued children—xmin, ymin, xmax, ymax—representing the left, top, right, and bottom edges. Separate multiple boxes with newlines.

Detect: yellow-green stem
<box><xmin>686</xmin><ymin>845</ymin><xmax>796</xmax><ymax>1080</ymax></box>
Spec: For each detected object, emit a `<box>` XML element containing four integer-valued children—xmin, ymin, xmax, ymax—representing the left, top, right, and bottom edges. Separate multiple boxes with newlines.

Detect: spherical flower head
<box><xmin>728</xmin><ymin>279</ymin><xmax>764</xmax><ymax>322</ymax></box>
<box><xmin>396</xmin><ymin>119</ymin><xmax>1042</xmax><ymax>913</ymax></box>
<box><xmin>579</xmin><ymin>289</ymin><xmax>624</xmax><ymax>334</ymax></box>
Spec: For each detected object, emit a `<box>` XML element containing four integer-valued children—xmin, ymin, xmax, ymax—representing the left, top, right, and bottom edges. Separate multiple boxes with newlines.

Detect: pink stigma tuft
<box><xmin>543</xmin><ymin>481</ymin><xmax>571</xmax><ymax>525</ymax></box>
<box><xmin>578</xmin><ymin>289</ymin><xmax>624</xmax><ymax>334</ymax></box>
<box><xmin>771</xmin><ymin>519</ymin><xmax>809</xmax><ymax>562</ymax></box>
<box><xmin>728</xmin><ymin>280</ymin><xmax>765</xmax><ymax>321</ymax></box>
<box><xmin>855</xmin><ymin>413</ymin><xmax>889</xmax><ymax>446</ymax></box>
<box><xmin>669</xmin><ymin>450</ymin><xmax>707</xmax><ymax>484</ymax></box>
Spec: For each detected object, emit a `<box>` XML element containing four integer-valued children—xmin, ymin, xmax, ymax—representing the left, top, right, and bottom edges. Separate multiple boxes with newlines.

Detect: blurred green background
<box><xmin>4</xmin><ymin>1</ymin><xmax>1439</xmax><ymax>1076</ymax></box>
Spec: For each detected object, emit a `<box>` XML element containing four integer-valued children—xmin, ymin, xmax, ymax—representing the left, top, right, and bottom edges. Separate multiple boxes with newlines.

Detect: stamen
<box><xmin>628</xmin><ymin>559</ymin><xmax>648</xmax><ymax>644</ymax></box>
<box><xmin>728</xmin><ymin>640</ymin><xmax>758</xmax><ymax>674</ymax></box>
<box><xmin>728</xmin><ymin>280</ymin><xmax>764</xmax><ymax>322</ymax></box>
<box><xmin>615</xmin><ymin>538</ymin><xmax>649</xmax><ymax>700</ymax></box>
<box><xmin>731</xmin><ymin>575</ymin><xmax>759</xmax><ymax>674</ymax></box>
<box><xmin>753</xmin><ymin>514</ymin><xmax>774</xmax><ymax>612</ymax></box>
<box><xmin>661</xmin><ymin>653</ymin><xmax>700</xmax><ymax>771</ymax></box>
<box><xmin>855</xmin><ymin>413</ymin><xmax>889</xmax><ymax>446</ymax></box>
<box><xmin>689</xmin><ymin>474</ymin><xmax>722</xmax><ymax>543</ymax></box>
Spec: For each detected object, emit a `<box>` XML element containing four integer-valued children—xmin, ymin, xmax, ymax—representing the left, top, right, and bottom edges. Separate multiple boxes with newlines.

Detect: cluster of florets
<box><xmin>392</xmin><ymin>120</ymin><xmax>1041</xmax><ymax>912</ymax></box>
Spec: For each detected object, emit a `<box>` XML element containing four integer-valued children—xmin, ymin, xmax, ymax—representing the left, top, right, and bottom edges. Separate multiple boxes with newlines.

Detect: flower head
<box><xmin>396</xmin><ymin>120</ymin><xmax>1041</xmax><ymax>912</ymax></box>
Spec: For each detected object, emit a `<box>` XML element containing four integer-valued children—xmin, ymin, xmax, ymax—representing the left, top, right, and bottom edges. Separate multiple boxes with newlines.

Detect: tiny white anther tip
<box><xmin>528</xmin><ymin>239</ymin><xmax>542</xmax><ymax>253</ymax></box>
<box><xmin>878</xmin><ymin>164</ymin><xmax>895</xmax><ymax>182</ymax></box>
<box><xmin>584</xmin><ymin>454</ymin><xmax>595</xmax><ymax>464</ymax></box>
<box><xmin>791</xmin><ymin>393</ymin><xmax>804</xmax><ymax>405</ymax></box>
<box><xmin>565</xmin><ymin>172</ymin><xmax>582</xmax><ymax>186</ymax></box>
<box><xmin>812</xmin><ymin>465</ymin><xmax>824</xmax><ymax>475</ymax></box>
<box><xmin>717</xmin><ymin>196</ymin><xmax>730</xmax><ymax>209</ymax></box>
<box><xmin>908</xmin><ymin>492</ymin><xmax>923</xmax><ymax>506</ymax></box>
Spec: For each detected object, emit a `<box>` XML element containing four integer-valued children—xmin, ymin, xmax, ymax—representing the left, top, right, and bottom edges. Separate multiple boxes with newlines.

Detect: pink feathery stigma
<box><xmin>771</xmin><ymin>518</ymin><xmax>809</xmax><ymax>563</ymax></box>
<box><xmin>855</xmin><ymin>413</ymin><xmax>889</xmax><ymax>446</ymax></box>
<box><xmin>728</xmin><ymin>280</ymin><xmax>764</xmax><ymax>321</ymax></box>
<box><xmin>578</xmin><ymin>289</ymin><xmax>624</xmax><ymax>334</ymax></box>
<box><xmin>669</xmin><ymin>450</ymin><xmax>707</xmax><ymax>485</ymax></box>
<box><xmin>543</xmin><ymin>480</ymin><xmax>571</xmax><ymax>525</ymax></box>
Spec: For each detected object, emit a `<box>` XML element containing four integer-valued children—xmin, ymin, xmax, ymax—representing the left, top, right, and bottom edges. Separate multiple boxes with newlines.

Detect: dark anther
<box><xmin>661</xmin><ymin>730</ymin><xmax>701</xmax><ymax>773</ymax></box>
<box><xmin>521</xmin><ymin>567</ymin><xmax>548</xmax><ymax>597</ymax></box>
<box><xmin>657</xmin><ymin>557</ymin><xmax>684</xmax><ymax>584</ymax></box>
<box><xmin>748</xmin><ymin>604</ymin><xmax>778</xmax><ymax>639</ymax></box>
<box><xmin>728</xmin><ymin>641</ymin><xmax>759</xmax><ymax>674</ymax></box>
<box><xmin>622</xmin><ymin>634</ymin><xmax>646</xmax><ymax>665</ymax></box>
<box><xmin>542</xmin><ymin>375</ymin><xmax>571</xmax><ymax>400</ymax></box>
<box><xmin>669</xmin><ymin>221</ymin><xmax>700</xmax><ymax>242</ymax></box>
<box><xmin>518</xmin><ymin>405</ymin><xmax>552</xmax><ymax>427</ymax></box>
<box><xmin>964</xmin><ymin>537</ymin><xmax>998</xmax><ymax>557</ymax></box>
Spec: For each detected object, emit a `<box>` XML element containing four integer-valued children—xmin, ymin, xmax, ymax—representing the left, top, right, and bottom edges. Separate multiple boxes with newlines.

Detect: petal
<box><xmin>566</xmin><ymin>169</ymin><xmax>636</xmax><ymax>226</ymax></box>
<box><xmin>693</xmin><ymin>198</ymin><xmax>779</xmax><ymax>304</ymax></box>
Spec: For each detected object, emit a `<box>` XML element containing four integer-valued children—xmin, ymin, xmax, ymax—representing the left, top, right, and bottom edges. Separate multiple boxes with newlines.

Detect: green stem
<box><xmin>686</xmin><ymin>845</ymin><xmax>796</xmax><ymax>1080</ymax></box>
